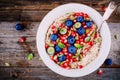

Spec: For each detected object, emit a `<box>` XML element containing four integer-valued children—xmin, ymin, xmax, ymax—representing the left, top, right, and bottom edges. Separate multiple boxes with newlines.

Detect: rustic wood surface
<box><xmin>0</xmin><ymin>0</ymin><xmax>120</xmax><ymax>80</ymax></box>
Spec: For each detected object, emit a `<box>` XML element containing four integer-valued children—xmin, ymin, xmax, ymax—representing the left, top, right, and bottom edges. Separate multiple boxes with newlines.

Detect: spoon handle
<box><xmin>98</xmin><ymin>1</ymin><xmax>117</xmax><ymax>32</ymax></box>
<box><xmin>102</xmin><ymin>1</ymin><xmax>117</xmax><ymax>21</ymax></box>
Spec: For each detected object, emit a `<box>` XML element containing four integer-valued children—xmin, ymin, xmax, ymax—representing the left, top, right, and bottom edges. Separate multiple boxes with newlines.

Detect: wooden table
<box><xmin>0</xmin><ymin>0</ymin><xmax>120</xmax><ymax>80</ymax></box>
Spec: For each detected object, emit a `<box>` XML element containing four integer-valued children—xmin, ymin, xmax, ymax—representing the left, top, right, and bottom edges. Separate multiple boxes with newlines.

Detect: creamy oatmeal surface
<box><xmin>45</xmin><ymin>12</ymin><xmax>102</xmax><ymax>69</ymax></box>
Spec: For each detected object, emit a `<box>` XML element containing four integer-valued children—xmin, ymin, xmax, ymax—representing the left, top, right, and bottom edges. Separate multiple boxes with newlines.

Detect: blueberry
<box><xmin>55</xmin><ymin>45</ymin><xmax>62</xmax><ymax>52</ymax></box>
<box><xmin>86</xmin><ymin>21</ymin><xmax>93</xmax><ymax>28</ymax></box>
<box><xmin>68</xmin><ymin>46</ymin><xmax>76</xmax><ymax>54</ymax></box>
<box><xmin>58</xmin><ymin>55</ymin><xmax>66</xmax><ymax>62</ymax></box>
<box><xmin>50</xmin><ymin>34</ymin><xmax>58</xmax><ymax>41</ymax></box>
<box><xmin>76</xmin><ymin>16</ymin><xmax>84</xmax><ymax>22</ymax></box>
<box><xmin>67</xmin><ymin>36</ymin><xmax>76</xmax><ymax>44</ymax></box>
<box><xmin>15</xmin><ymin>23</ymin><xmax>24</xmax><ymax>30</ymax></box>
<box><xmin>105</xmin><ymin>58</ymin><xmax>112</xmax><ymax>65</ymax></box>
<box><xmin>77</xmin><ymin>27</ymin><xmax>85</xmax><ymax>35</ymax></box>
<box><xmin>65</xmin><ymin>20</ymin><xmax>73</xmax><ymax>27</ymax></box>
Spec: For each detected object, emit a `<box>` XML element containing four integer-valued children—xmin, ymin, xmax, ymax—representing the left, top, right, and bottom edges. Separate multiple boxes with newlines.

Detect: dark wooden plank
<box><xmin>0</xmin><ymin>0</ymin><xmax>111</xmax><ymax>10</ymax></box>
<box><xmin>0</xmin><ymin>10</ymin><xmax>119</xmax><ymax>22</ymax></box>
<box><xmin>0</xmin><ymin>0</ymin><xmax>120</xmax><ymax>22</ymax></box>
<box><xmin>0</xmin><ymin>67</ymin><xmax>120</xmax><ymax>80</ymax></box>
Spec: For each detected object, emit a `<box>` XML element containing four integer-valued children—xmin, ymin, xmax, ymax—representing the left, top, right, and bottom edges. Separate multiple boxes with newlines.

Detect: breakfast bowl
<box><xmin>36</xmin><ymin>3</ymin><xmax>111</xmax><ymax>77</ymax></box>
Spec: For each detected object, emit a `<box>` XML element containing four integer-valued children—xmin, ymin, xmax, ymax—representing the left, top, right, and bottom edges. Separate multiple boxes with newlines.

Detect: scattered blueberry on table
<box><xmin>15</xmin><ymin>23</ymin><xmax>24</xmax><ymax>30</ymax></box>
<box><xmin>105</xmin><ymin>58</ymin><xmax>113</xmax><ymax>65</ymax></box>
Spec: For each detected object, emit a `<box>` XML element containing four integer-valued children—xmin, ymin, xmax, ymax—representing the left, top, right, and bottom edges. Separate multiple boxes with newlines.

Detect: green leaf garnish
<box><xmin>27</xmin><ymin>53</ymin><xmax>34</xmax><ymax>60</ymax></box>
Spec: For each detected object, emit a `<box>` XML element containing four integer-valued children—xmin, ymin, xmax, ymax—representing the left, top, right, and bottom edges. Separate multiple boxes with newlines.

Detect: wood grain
<box><xmin>0</xmin><ymin>0</ymin><xmax>120</xmax><ymax>22</ymax></box>
<box><xmin>0</xmin><ymin>67</ymin><xmax>120</xmax><ymax>80</ymax></box>
<box><xmin>0</xmin><ymin>22</ymin><xmax>120</xmax><ymax>68</ymax></box>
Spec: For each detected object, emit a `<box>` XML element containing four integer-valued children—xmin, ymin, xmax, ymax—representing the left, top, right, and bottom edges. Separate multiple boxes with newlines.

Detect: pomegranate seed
<box><xmin>50</xmin><ymin>25</ymin><xmax>55</xmax><ymax>29</ymax></box>
<box><xmin>66</xmin><ymin>59</ymin><xmax>70</xmax><ymax>62</ymax></box>
<box><xmin>53</xmin><ymin>30</ymin><xmax>58</xmax><ymax>34</ymax></box>
<box><xmin>102</xmin><ymin>6</ymin><xmax>107</xmax><ymax>11</ymax></box>
<box><xmin>59</xmin><ymin>23</ymin><xmax>63</xmax><ymax>27</ymax></box>
<box><xmin>50</xmin><ymin>56</ymin><xmax>54</xmax><ymax>60</ymax></box>
<box><xmin>75</xmin><ymin>13</ymin><xmax>80</xmax><ymax>16</ymax></box>
<box><xmin>64</xmin><ymin>52</ymin><xmax>68</xmax><ymax>55</ymax></box>
<box><xmin>79</xmin><ymin>12</ymin><xmax>84</xmax><ymax>16</ymax></box>
<box><xmin>97</xmin><ymin>69</ymin><xmax>103</xmax><ymax>75</ymax></box>
<box><xmin>83</xmin><ymin>25</ymin><xmax>87</xmax><ymax>28</ymax></box>
<box><xmin>70</xmin><ymin>59</ymin><xmax>73</xmax><ymax>62</ymax></box>
<box><xmin>61</xmin><ymin>64</ymin><xmax>66</xmax><ymax>68</ymax></box>
<box><xmin>76</xmin><ymin>40</ymin><xmax>80</xmax><ymax>44</ymax></box>
<box><xmin>63</xmin><ymin>48</ymin><xmax>67</xmax><ymax>52</ymax></box>
<box><xmin>78</xmin><ymin>65</ymin><xmax>83</xmax><ymax>69</ymax></box>
<box><xmin>79</xmin><ymin>39</ymin><xmax>84</xmax><ymax>42</ymax></box>
<box><xmin>63</xmin><ymin>39</ymin><xmax>67</xmax><ymax>43</ymax></box>
<box><xmin>55</xmin><ymin>59</ymin><xmax>58</xmax><ymax>62</ymax></box>
<box><xmin>82</xmin><ymin>22</ymin><xmax>86</xmax><ymax>26</ymax></box>
<box><xmin>64</xmin><ymin>62</ymin><xmax>69</xmax><ymax>66</ymax></box>
<box><xmin>20</xmin><ymin>36</ymin><xmax>26</xmax><ymax>43</ymax></box>
<box><xmin>84</xmin><ymin>14</ymin><xmax>88</xmax><ymax>17</ymax></box>
<box><xmin>45</xmin><ymin>44</ymin><xmax>49</xmax><ymax>49</ymax></box>
<box><xmin>73</xmin><ymin>58</ymin><xmax>77</xmax><ymax>62</ymax></box>
<box><xmin>68</xmin><ymin>53</ymin><xmax>72</xmax><ymax>57</ymax></box>
<box><xmin>66</xmin><ymin>43</ymin><xmax>70</xmax><ymax>47</ymax></box>
<box><xmin>71</xmin><ymin>31</ymin><xmax>76</xmax><ymax>36</ymax></box>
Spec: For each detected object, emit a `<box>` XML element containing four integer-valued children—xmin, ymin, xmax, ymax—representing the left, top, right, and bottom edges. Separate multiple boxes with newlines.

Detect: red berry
<box><xmin>79</xmin><ymin>12</ymin><xmax>84</xmax><ymax>16</ymax></box>
<box><xmin>50</xmin><ymin>56</ymin><xmax>54</xmax><ymax>60</ymax></box>
<box><xmin>66</xmin><ymin>43</ymin><xmax>70</xmax><ymax>47</ymax></box>
<box><xmin>68</xmin><ymin>53</ymin><xmax>72</xmax><ymax>57</ymax></box>
<box><xmin>55</xmin><ymin>58</ymin><xmax>59</xmax><ymax>62</ymax></box>
<box><xmin>50</xmin><ymin>25</ymin><xmax>55</xmax><ymax>29</ymax></box>
<box><xmin>87</xmin><ymin>41</ymin><xmax>94</xmax><ymax>46</ymax></box>
<box><xmin>20</xmin><ymin>36</ymin><xmax>26</xmax><ymax>43</ymax></box>
<box><xmin>59</xmin><ymin>23</ymin><xmax>63</xmax><ymax>27</ymax></box>
<box><xmin>64</xmin><ymin>52</ymin><xmax>69</xmax><ymax>55</ymax></box>
<box><xmin>97</xmin><ymin>69</ymin><xmax>103</xmax><ymax>75</ymax></box>
<box><xmin>61</xmin><ymin>63</ymin><xmax>66</xmax><ymax>68</ymax></box>
<box><xmin>62</xmin><ymin>48</ymin><xmax>67</xmax><ymax>52</ymax></box>
<box><xmin>75</xmin><ymin>12</ymin><xmax>80</xmax><ymax>16</ymax></box>
<box><xmin>66</xmin><ymin>59</ymin><xmax>70</xmax><ymax>62</ymax></box>
<box><xmin>73</xmin><ymin>58</ymin><xmax>77</xmax><ymax>62</ymax></box>
<box><xmin>71</xmin><ymin>31</ymin><xmax>76</xmax><ymax>36</ymax></box>
<box><xmin>64</xmin><ymin>62</ymin><xmax>69</xmax><ymax>66</ymax></box>
<box><xmin>78</xmin><ymin>65</ymin><xmax>83</xmax><ymax>69</ymax></box>
<box><xmin>82</xmin><ymin>22</ymin><xmax>86</xmax><ymax>26</ymax></box>
<box><xmin>83</xmin><ymin>14</ymin><xmax>88</xmax><ymax>18</ymax></box>
<box><xmin>102</xmin><ymin>6</ymin><xmax>107</xmax><ymax>11</ymax></box>
<box><xmin>53</xmin><ymin>30</ymin><xmax>58</xmax><ymax>34</ymax></box>
<box><xmin>45</xmin><ymin>44</ymin><xmax>49</xmax><ymax>49</ymax></box>
<box><xmin>51</xmin><ymin>41</ymin><xmax>57</xmax><ymax>45</ymax></box>
<box><xmin>76</xmin><ymin>40</ymin><xmax>80</xmax><ymax>44</ymax></box>
<box><xmin>79</xmin><ymin>39</ymin><xmax>84</xmax><ymax>42</ymax></box>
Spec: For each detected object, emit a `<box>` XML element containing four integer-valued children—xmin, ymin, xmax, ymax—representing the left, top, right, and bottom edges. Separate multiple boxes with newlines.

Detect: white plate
<box><xmin>36</xmin><ymin>3</ymin><xmax>111</xmax><ymax>77</ymax></box>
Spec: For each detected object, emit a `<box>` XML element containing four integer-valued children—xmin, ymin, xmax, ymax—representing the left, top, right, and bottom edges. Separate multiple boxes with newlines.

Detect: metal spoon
<box><xmin>98</xmin><ymin>1</ymin><xmax>117</xmax><ymax>32</ymax></box>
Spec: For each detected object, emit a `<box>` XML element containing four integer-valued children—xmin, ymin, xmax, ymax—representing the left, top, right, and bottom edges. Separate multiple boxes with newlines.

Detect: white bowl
<box><xmin>36</xmin><ymin>3</ymin><xmax>111</xmax><ymax>77</ymax></box>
